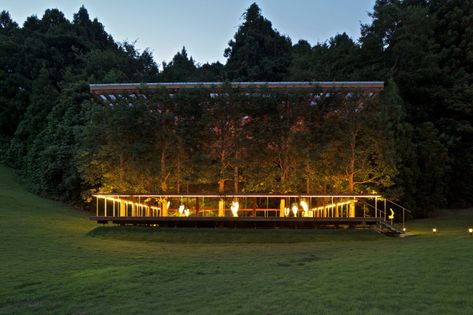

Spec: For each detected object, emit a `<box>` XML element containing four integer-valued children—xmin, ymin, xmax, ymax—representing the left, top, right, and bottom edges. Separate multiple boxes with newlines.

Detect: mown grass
<box><xmin>88</xmin><ymin>226</ymin><xmax>383</xmax><ymax>243</ymax></box>
<box><xmin>1</xmin><ymin>166</ymin><xmax>473</xmax><ymax>314</ymax></box>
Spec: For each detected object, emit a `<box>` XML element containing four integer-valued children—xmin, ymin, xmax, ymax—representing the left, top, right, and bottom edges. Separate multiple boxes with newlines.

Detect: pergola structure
<box><xmin>88</xmin><ymin>81</ymin><xmax>405</xmax><ymax>231</ymax></box>
<box><xmin>89</xmin><ymin>81</ymin><xmax>384</xmax><ymax>106</ymax></box>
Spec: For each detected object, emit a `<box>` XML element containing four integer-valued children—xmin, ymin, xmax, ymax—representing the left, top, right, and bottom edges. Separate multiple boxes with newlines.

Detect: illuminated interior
<box><xmin>94</xmin><ymin>193</ymin><xmax>383</xmax><ymax>219</ymax></box>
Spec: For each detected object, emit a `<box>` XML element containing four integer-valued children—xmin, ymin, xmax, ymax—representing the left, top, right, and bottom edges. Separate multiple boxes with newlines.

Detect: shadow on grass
<box><xmin>87</xmin><ymin>226</ymin><xmax>384</xmax><ymax>243</ymax></box>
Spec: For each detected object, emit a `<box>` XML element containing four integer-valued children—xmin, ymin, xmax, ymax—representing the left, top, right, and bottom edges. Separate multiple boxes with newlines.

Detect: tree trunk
<box><xmin>218</xmin><ymin>179</ymin><xmax>225</xmax><ymax>193</ymax></box>
<box><xmin>160</xmin><ymin>149</ymin><xmax>167</xmax><ymax>192</ymax></box>
<box><xmin>305</xmin><ymin>160</ymin><xmax>310</xmax><ymax>194</ymax></box>
<box><xmin>348</xmin><ymin>132</ymin><xmax>356</xmax><ymax>193</ymax></box>
<box><xmin>348</xmin><ymin>172</ymin><xmax>354</xmax><ymax>193</ymax></box>
<box><xmin>176</xmin><ymin>153</ymin><xmax>180</xmax><ymax>194</ymax></box>
<box><xmin>119</xmin><ymin>153</ymin><xmax>125</xmax><ymax>184</ymax></box>
<box><xmin>233</xmin><ymin>165</ymin><xmax>239</xmax><ymax>194</ymax></box>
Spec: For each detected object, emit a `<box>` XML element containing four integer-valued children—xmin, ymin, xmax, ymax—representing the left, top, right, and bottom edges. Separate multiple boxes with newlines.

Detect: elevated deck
<box><xmin>90</xmin><ymin>193</ymin><xmax>408</xmax><ymax>234</ymax></box>
<box><xmin>90</xmin><ymin>216</ymin><xmax>381</xmax><ymax>229</ymax></box>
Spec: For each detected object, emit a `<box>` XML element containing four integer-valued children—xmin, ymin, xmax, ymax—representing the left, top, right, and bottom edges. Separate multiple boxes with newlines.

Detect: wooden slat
<box><xmin>90</xmin><ymin>216</ymin><xmax>380</xmax><ymax>228</ymax></box>
<box><xmin>93</xmin><ymin>193</ymin><xmax>381</xmax><ymax>198</ymax></box>
<box><xmin>90</xmin><ymin>81</ymin><xmax>384</xmax><ymax>95</ymax></box>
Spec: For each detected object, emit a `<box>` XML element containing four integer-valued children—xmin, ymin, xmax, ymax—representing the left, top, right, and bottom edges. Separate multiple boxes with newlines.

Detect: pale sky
<box><xmin>2</xmin><ymin>0</ymin><xmax>376</xmax><ymax>66</ymax></box>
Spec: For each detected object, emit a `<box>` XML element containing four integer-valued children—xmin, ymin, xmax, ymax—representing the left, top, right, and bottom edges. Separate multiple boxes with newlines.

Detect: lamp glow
<box><xmin>184</xmin><ymin>208</ymin><xmax>190</xmax><ymax>217</ymax></box>
<box><xmin>284</xmin><ymin>207</ymin><xmax>290</xmax><ymax>217</ymax></box>
<box><xmin>300</xmin><ymin>200</ymin><xmax>309</xmax><ymax>217</ymax></box>
<box><xmin>178</xmin><ymin>204</ymin><xmax>185</xmax><ymax>216</ymax></box>
<box><xmin>231</xmin><ymin>201</ymin><xmax>239</xmax><ymax>217</ymax></box>
<box><xmin>402</xmin><ymin>227</ymin><xmax>406</xmax><ymax>232</ymax></box>
<box><xmin>469</xmin><ymin>228</ymin><xmax>472</xmax><ymax>235</ymax></box>
<box><xmin>432</xmin><ymin>228</ymin><xmax>437</xmax><ymax>234</ymax></box>
<box><xmin>291</xmin><ymin>205</ymin><xmax>298</xmax><ymax>217</ymax></box>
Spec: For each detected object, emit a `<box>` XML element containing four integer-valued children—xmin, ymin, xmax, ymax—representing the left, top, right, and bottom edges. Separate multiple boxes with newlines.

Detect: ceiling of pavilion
<box><xmin>89</xmin><ymin>81</ymin><xmax>384</xmax><ymax>106</ymax></box>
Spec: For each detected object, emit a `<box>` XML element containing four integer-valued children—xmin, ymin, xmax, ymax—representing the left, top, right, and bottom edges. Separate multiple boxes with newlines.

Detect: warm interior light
<box><xmin>291</xmin><ymin>205</ymin><xmax>298</xmax><ymax>217</ymax></box>
<box><xmin>231</xmin><ymin>201</ymin><xmax>239</xmax><ymax>217</ymax></box>
<box><xmin>402</xmin><ymin>227</ymin><xmax>406</xmax><ymax>232</ymax></box>
<box><xmin>432</xmin><ymin>228</ymin><xmax>437</xmax><ymax>233</ymax></box>
<box><xmin>300</xmin><ymin>200</ymin><xmax>309</xmax><ymax>217</ymax></box>
<box><xmin>178</xmin><ymin>205</ymin><xmax>185</xmax><ymax>216</ymax></box>
<box><xmin>184</xmin><ymin>208</ymin><xmax>190</xmax><ymax>217</ymax></box>
<box><xmin>312</xmin><ymin>200</ymin><xmax>357</xmax><ymax>212</ymax></box>
<box><xmin>468</xmin><ymin>228</ymin><xmax>473</xmax><ymax>235</ymax></box>
<box><xmin>284</xmin><ymin>207</ymin><xmax>290</xmax><ymax>217</ymax></box>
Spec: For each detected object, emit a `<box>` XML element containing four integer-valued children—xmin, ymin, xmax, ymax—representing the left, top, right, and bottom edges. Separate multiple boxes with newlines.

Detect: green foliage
<box><xmin>160</xmin><ymin>47</ymin><xmax>197</xmax><ymax>82</ymax></box>
<box><xmin>75</xmin><ymin>85</ymin><xmax>395</xmax><ymax>198</ymax></box>
<box><xmin>289</xmin><ymin>34</ymin><xmax>362</xmax><ymax>81</ymax></box>
<box><xmin>224</xmin><ymin>3</ymin><xmax>292</xmax><ymax>81</ymax></box>
<box><xmin>1</xmin><ymin>1</ymin><xmax>472</xmax><ymax>215</ymax></box>
<box><xmin>0</xmin><ymin>6</ymin><xmax>159</xmax><ymax>201</ymax></box>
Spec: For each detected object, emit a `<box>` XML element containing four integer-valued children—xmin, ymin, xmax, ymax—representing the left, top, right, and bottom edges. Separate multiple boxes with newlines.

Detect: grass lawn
<box><xmin>1</xmin><ymin>166</ymin><xmax>473</xmax><ymax>314</ymax></box>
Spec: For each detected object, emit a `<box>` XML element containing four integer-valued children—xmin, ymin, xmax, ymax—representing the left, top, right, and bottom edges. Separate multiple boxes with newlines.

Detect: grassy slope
<box><xmin>0</xmin><ymin>166</ymin><xmax>473</xmax><ymax>314</ymax></box>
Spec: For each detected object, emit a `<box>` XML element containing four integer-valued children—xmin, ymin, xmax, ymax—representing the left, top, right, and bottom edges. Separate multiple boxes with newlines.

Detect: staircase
<box><xmin>375</xmin><ymin>220</ymin><xmax>404</xmax><ymax>237</ymax></box>
<box><xmin>360</xmin><ymin>198</ymin><xmax>412</xmax><ymax>237</ymax></box>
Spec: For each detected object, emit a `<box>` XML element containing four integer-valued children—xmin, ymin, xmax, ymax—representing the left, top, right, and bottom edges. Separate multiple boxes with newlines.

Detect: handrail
<box><xmin>385</xmin><ymin>199</ymin><xmax>413</xmax><ymax>213</ymax></box>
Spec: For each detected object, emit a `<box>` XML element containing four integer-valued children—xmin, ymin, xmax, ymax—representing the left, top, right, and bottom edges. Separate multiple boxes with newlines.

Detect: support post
<box><xmin>202</xmin><ymin>197</ymin><xmax>205</xmax><ymax>217</ymax></box>
<box><xmin>375</xmin><ymin>197</ymin><xmax>378</xmax><ymax>218</ymax></box>
<box><xmin>120</xmin><ymin>200</ymin><xmax>126</xmax><ymax>217</ymax></box>
<box><xmin>279</xmin><ymin>199</ymin><xmax>285</xmax><ymax>217</ymax></box>
<box><xmin>218</xmin><ymin>199</ymin><xmax>225</xmax><ymax>217</ymax></box>
<box><xmin>131</xmin><ymin>202</ymin><xmax>136</xmax><ymax>217</ymax></box>
<box><xmin>266</xmin><ymin>197</ymin><xmax>269</xmax><ymax>218</ymax></box>
<box><xmin>384</xmin><ymin>199</ymin><xmax>387</xmax><ymax>221</ymax></box>
<box><xmin>104</xmin><ymin>198</ymin><xmax>107</xmax><ymax>217</ymax></box>
<box><xmin>349</xmin><ymin>200</ymin><xmax>355</xmax><ymax>218</ymax></box>
<box><xmin>402</xmin><ymin>207</ymin><xmax>405</xmax><ymax>229</ymax></box>
<box><xmin>162</xmin><ymin>199</ymin><xmax>168</xmax><ymax>217</ymax></box>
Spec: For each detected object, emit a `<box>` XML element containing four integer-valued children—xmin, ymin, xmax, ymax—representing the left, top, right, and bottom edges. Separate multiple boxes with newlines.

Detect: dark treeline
<box><xmin>0</xmin><ymin>1</ymin><xmax>472</xmax><ymax>216</ymax></box>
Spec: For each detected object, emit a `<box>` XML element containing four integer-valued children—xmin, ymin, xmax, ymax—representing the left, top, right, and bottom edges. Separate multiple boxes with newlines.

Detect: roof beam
<box><xmin>90</xmin><ymin>81</ymin><xmax>384</xmax><ymax>95</ymax></box>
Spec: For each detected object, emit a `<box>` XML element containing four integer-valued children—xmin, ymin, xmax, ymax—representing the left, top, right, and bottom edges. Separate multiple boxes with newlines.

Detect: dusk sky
<box><xmin>3</xmin><ymin>0</ymin><xmax>376</xmax><ymax>66</ymax></box>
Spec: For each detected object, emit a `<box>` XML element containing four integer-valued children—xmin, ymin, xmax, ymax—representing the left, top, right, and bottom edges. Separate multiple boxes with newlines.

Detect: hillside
<box><xmin>1</xmin><ymin>166</ymin><xmax>473</xmax><ymax>314</ymax></box>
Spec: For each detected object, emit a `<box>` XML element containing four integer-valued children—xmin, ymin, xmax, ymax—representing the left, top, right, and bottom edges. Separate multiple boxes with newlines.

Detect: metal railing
<box><xmin>94</xmin><ymin>194</ymin><xmax>412</xmax><ymax>227</ymax></box>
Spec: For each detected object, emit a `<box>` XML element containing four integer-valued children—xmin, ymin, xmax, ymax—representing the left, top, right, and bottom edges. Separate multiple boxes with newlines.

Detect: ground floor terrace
<box><xmin>92</xmin><ymin>194</ymin><xmax>408</xmax><ymax>230</ymax></box>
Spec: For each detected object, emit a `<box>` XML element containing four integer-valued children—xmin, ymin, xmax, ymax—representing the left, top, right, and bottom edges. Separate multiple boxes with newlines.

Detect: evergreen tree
<box><xmin>159</xmin><ymin>47</ymin><xmax>196</xmax><ymax>82</ymax></box>
<box><xmin>224</xmin><ymin>3</ymin><xmax>292</xmax><ymax>81</ymax></box>
<box><xmin>1</xmin><ymin>2</ymin><xmax>472</xmax><ymax>214</ymax></box>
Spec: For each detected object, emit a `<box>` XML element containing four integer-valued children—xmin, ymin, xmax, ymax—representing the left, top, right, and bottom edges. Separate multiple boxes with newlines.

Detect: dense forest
<box><xmin>0</xmin><ymin>1</ymin><xmax>472</xmax><ymax>216</ymax></box>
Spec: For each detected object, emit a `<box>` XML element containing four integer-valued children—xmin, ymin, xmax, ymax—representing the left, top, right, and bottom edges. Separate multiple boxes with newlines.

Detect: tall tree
<box><xmin>224</xmin><ymin>3</ymin><xmax>292</xmax><ymax>81</ymax></box>
<box><xmin>159</xmin><ymin>47</ymin><xmax>196</xmax><ymax>82</ymax></box>
<box><xmin>431</xmin><ymin>0</ymin><xmax>473</xmax><ymax>206</ymax></box>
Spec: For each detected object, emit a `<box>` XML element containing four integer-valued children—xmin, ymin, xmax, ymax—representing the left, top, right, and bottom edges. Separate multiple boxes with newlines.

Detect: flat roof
<box><xmin>93</xmin><ymin>193</ymin><xmax>382</xmax><ymax>198</ymax></box>
<box><xmin>90</xmin><ymin>81</ymin><xmax>383</xmax><ymax>94</ymax></box>
<box><xmin>90</xmin><ymin>81</ymin><xmax>384</xmax><ymax>105</ymax></box>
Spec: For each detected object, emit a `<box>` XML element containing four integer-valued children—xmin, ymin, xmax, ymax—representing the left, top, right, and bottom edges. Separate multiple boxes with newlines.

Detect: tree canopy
<box><xmin>1</xmin><ymin>1</ymin><xmax>472</xmax><ymax>215</ymax></box>
<box><xmin>224</xmin><ymin>3</ymin><xmax>292</xmax><ymax>81</ymax></box>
